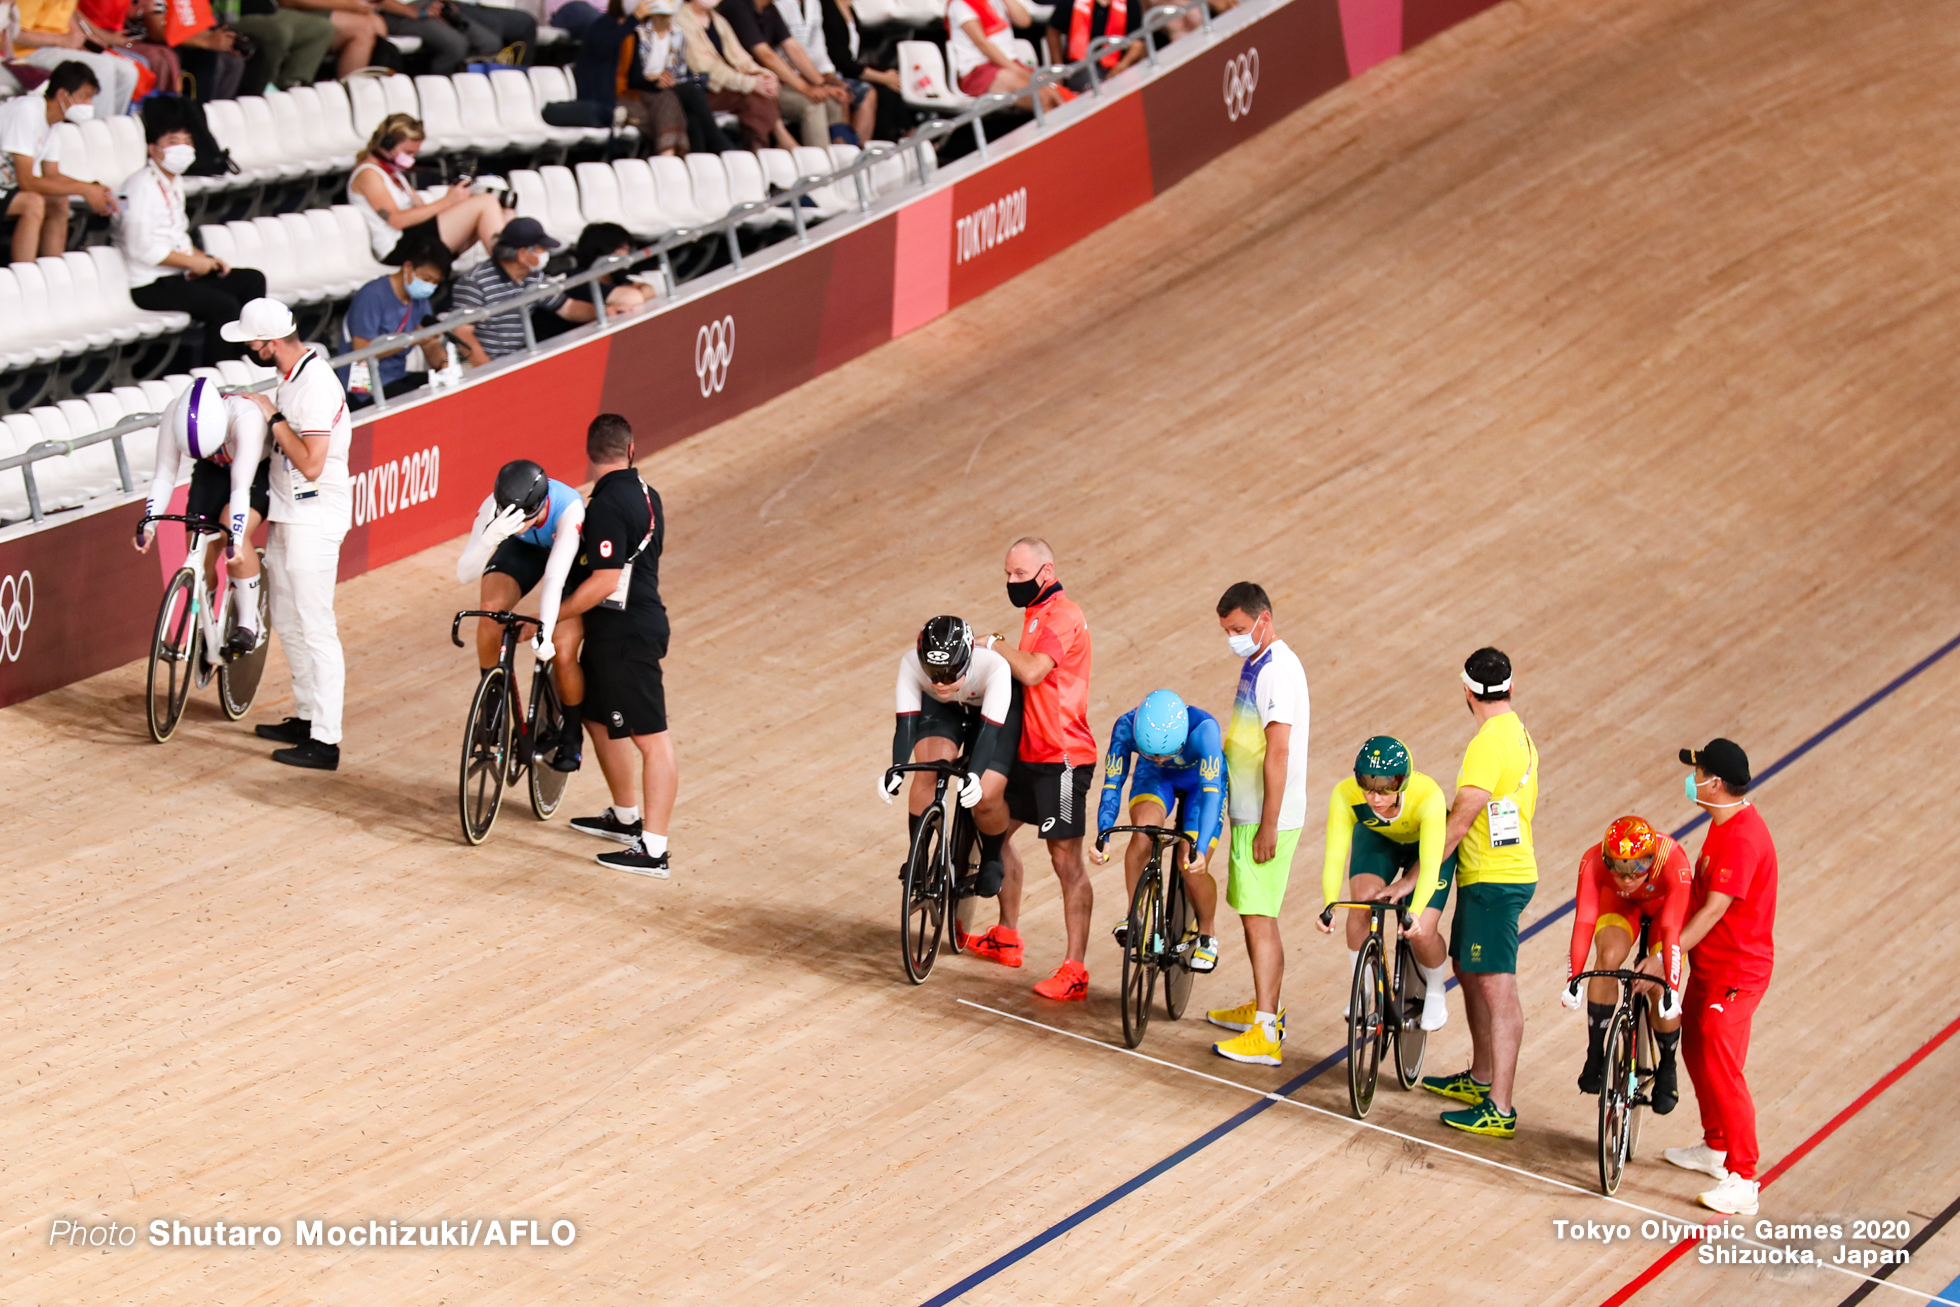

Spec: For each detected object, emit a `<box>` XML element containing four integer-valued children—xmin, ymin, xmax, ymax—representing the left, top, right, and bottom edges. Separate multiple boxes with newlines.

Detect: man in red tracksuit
<box><xmin>1664</xmin><ymin>738</ymin><xmax>1778</xmax><ymax>1216</ymax></box>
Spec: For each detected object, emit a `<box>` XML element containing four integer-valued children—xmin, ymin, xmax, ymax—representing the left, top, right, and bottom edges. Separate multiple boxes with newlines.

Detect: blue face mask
<box><xmin>405</xmin><ymin>274</ymin><xmax>438</xmax><ymax>300</ymax></box>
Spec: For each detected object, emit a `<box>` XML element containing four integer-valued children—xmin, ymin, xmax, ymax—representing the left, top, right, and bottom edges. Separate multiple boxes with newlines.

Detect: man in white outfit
<box><xmin>221</xmin><ymin>298</ymin><xmax>353</xmax><ymax>771</ymax></box>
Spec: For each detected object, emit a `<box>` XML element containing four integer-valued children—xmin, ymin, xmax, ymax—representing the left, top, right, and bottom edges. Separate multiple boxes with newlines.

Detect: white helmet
<box><xmin>167</xmin><ymin>376</ymin><xmax>230</xmax><ymax>462</ymax></box>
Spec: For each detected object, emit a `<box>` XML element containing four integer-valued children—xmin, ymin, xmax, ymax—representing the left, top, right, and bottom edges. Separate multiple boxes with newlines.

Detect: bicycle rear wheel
<box><xmin>1120</xmin><ymin>867</ymin><xmax>1160</xmax><ymax>1048</ymax></box>
<box><xmin>900</xmin><ymin>804</ymin><xmax>947</xmax><ymax>983</ymax></box>
<box><xmin>1393</xmin><ymin>935</ymin><xmax>1428</xmax><ymax>1088</ymax></box>
<box><xmin>1161</xmin><ymin>860</ymin><xmax>1195</xmax><ymax>1020</ymax></box>
<box><xmin>458</xmin><ymin>667</ymin><xmax>512</xmax><ymax>845</ymax></box>
<box><xmin>146</xmin><ymin>570</ymin><xmax>198</xmax><ymax>743</ymax></box>
<box><xmin>217</xmin><ymin>556</ymin><xmax>270</xmax><ymax>721</ymax></box>
<box><xmin>1347</xmin><ymin>938</ymin><xmax>1384</xmax><ymax>1118</ymax></box>
<box><xmin>1628</xmin><ymin>997</ymin><xmax>1655</xmax><ymax>1161</ymax></box>
<box><xmin>528</xmin><ymin>671</ymin><xmax>570</xmax><ymax>820</ymax></box>
<box><xmin>1597</xmin><ymin>1004</ymin><xmax>1637</xmax><ymax>1195</ymax></box>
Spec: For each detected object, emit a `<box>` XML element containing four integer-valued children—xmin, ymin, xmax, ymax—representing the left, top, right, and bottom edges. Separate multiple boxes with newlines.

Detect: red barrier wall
<box><xmin>0</xmin><ymin>0</ymin><xmax>1502</xmax><ymax>710</ymax></box>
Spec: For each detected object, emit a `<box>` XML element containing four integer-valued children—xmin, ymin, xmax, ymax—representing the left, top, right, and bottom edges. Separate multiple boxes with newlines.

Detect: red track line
<box><xmin>1599</xmin><ymin>1011</ymin><xmax>1960</xmax><ymax>1307</ymax></box>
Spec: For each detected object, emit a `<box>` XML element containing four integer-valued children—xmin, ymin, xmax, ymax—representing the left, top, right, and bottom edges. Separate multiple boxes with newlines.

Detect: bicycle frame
<box><xmin>885</xmin><ymin>758</ymin><xmax>970</xmax><ymax>983</ymax></box>
<box><xmin>1573</xmin><ymin>918</ymin><xmax>1673</xmax><ymax>1194</ymax></box>
<box><xmin>1323</xmin><ymin>898</ymin><xmax>1423</xmax><ymax>1116</ymax></box>
<box><xmin>1100</xmin><ymin>817</ymin><xmax>1197</xmax><ymax>1047</ymax></box>
<box><xmin>144</xmin><ymin>514</ymin><xmax>233</xmax><ymax>671</ymax></box>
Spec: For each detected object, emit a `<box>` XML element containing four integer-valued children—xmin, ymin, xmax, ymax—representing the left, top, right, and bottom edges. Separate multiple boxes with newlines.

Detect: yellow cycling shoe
<box><xmin>1205</xmin><ymin>1002</ymin><xmax>1286</xmax><ymax>1040</ymax></box>
<box><xmin>1212</xmin><ymin>1024</ymin><xmax>1283</xmax><ymax>1067</ymax></box>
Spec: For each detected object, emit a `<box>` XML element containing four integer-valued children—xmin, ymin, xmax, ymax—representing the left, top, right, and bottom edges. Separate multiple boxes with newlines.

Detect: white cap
<box><xmin>219</xmin><ymin>297</ymin><xmax>296</xmax><ymax>344</ymax></box>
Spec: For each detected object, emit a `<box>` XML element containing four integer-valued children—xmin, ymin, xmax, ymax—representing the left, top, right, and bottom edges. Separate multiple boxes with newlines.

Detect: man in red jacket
<box><xmin>1663</xmin><ymin>738</ymin><xmax>1777</xmax><ymax>1216</ymax></box>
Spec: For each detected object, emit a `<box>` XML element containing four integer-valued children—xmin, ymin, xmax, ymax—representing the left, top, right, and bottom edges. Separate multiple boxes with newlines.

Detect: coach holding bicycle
<box><xmin>561</xmin><ymin>414</ymin><xmax>680</xmax><ymax>879</ymax></box>
<box><xmin>1664</xmin><ymin>737</ymin><xmax>1777</xmax><ymax>1218</ymax></box>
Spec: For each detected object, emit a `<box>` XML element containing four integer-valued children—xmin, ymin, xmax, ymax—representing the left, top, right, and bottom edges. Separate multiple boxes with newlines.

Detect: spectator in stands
<box><xmin>449</xmin><ymin>215</ymin><xmax>564</xmax><ymax>366</ymax></box>
<box><xmin>947</xmin><ymin>0</ymin><xmax>1061</xmax><ymax>109</ymax></box>
<box><xmin>349</xmin><ymin>112</ymin><xmax>509</xmax><ymax>263</ymax></box>
<box><xmin>15</xmin><ymin>0</ymin><xmax>141</xmax><ymax>113</ymax></box>
<box><xmin>338</xmin><ymin>235</ymin><xmax>451</xmax><ymax>405</ymax></box>
<box><xmin>533</xmin><ymin>220</ymin><xmax>648</xmax><ymax>340</ymax></box>
<box><xmin>624</xmin><ymin>0</ymin><xmax>734</xmax><ymax>155</ymax></box>
<box><xmin>277</xmin><ymin>0</ymin><xmax>383</xmax><ymax>78</ymax></box>
<box><xmin>454</xmin><ymin>0</ymin><xmax>533</xmax><ymax>61</ymax></box>
<box><xmin>546</xmin><ymin>0</ymin><xmax>599</xmax><ymax>37</ymax></box>
<box><xmin>116</xmin><ymin>101</ymin><xmax>268</xmax><ymax>364</ymax></box>
<box><xmin>674</xmin><ymin>0</ymin><xmax>792</xmax><ymax>150</ymax></box>
<box><xmin>144</xmin><ymin>0</ymin><xmax>246</xmax><ymax>101</ymax></box>
<box><xmin>1059</xmin><ymin>0</ymin><xmax>1144</xmax><ymax>82</ymax></box>
<box><xmin>377</xmin><ymin>0</ymin><xmax>506</xmax><ymax>75</ymax></box>
<box><xmin>817</xmin><ymin>0</ymin><xmax>905</xmax><ymax>140</ymax></box>
<box><xmin>718</xmin><ymin>0</ymin><xmax>842</xmax><ymax>146</ymax></box>
<box><xmin>1</xmin><ymin>61</ymin><xmax>117</xmax><ymax>264</ymax></box>
<box><xmin>775</xmin><ymin>0</ymin><xmax>872</xmax><ymax>144</ymax></box>
<box><xmin>82</xmin><ymin>0</ymin><xmax>182</xmax><ymax>99</ymax></box>
<box><xmin>218</xmin><ymin>0</ymin><xmax>332</xmax><ymax>92</ymax></box>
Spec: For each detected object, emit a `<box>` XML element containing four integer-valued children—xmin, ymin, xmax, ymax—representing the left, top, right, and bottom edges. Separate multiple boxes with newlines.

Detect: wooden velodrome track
<box><xmin>8</xmin><ymin>0</ymin><xmax>1960</xmax><ymax>1300</ymax></box>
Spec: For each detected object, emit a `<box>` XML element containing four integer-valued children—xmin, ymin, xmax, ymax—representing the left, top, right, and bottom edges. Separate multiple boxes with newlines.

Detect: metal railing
<box><xmin>0</xmin><ymin>0</ymin><xmax>1220</xmax><ymax>527</ymax></box>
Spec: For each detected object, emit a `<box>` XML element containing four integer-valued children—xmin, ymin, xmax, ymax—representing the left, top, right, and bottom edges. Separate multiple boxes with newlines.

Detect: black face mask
<box><xmin>1006</xmin><ymin>577</ymin><xmax>1043</xmax><ymax>608</ymax></box>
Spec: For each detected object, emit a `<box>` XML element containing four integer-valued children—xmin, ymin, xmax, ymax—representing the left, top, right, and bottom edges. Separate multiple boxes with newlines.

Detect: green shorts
<box><xmin>1226</xmin><ymin>824</ymin><xmax>1301</xmax><ymax>917</ymax></box>
<box><xmin>1449</xmin><ymin>880</ymin><xmax>1536</xmax><ymax>974</ymax></box>
<box><xmin>1346</xmin><ymin>825</ymin><xmax>1456</xmax><ymax>916</ymax></box>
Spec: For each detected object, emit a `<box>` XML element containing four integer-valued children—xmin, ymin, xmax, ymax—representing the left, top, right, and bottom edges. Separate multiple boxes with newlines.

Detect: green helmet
<box><xmin>1354</xmin><ymin>735</ymin><xmax>1412</xmax><ymax>781</ymax></box>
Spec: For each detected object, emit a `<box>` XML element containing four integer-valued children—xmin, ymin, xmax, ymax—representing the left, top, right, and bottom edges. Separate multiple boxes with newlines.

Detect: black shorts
<box><xmin>1006</xmin><ymin>760</ymin><xmax>1093</xmax><ymax>841</ymax></box>
<box><xmin>484</xmin><ymin>538</ymin><xmax>552</xmax><ymax>595</ymax></box>
<box><xmin>186</xmin><ymin>455</ymin><xmax>270</xmax><ymax>528</ymax></box>
<box><xmin>916</xmin><ymin>683</ymin><xmax>1023</xmax><ymax>778</ymax></box>
<box><xmin>581</xmin><ymin>640</ymin><xmax>667</xmax><ymax>739</ymax></box>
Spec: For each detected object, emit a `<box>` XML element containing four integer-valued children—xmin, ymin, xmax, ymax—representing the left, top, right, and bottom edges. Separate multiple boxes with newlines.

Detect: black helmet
<box><xmin>917</xmin><ymin>615</ymin><xmax>973</xmax><ymax>685</ymax></box>
<box><xmin>494</xmin><ymin>459</ymin><xmax>549</xmax><ymax>517</ymax></box>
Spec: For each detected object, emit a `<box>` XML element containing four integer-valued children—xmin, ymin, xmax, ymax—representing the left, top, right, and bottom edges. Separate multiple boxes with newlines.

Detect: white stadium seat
<box><xmin>382</xmin><ymin>73</ymin><xmax>421</xmax><ymax>120</ymax></box>
<box><xmin>346</xmin><ymin>74</ymin><xmax>392</xmax><ymax>140</ymax></box>
<box><xmin>264</xmin><ymin>90</ymin><xmax>340</xmax><ymax>174</ymax></box>
<box><xmin>719</xmin><ymin>151</ymin><xmax>788</xmax><ymax>228</ymax></box>
<box><xmin>85</xmin><ymin>247</ymin><xmax>193</xmax><ymax>338</ymax></box>
<box><xmin>412</xmin><ymin>76</ymin><xmax>478</xmax><ymax>153</ymax></box>
<box><xmin>898</xmin><ymin>41</ymin><xmax>971</xmax><ymax>112</ymax></box>
<box><xmin>684</xmin><ymin>153</ymin><xmax>735</xmax><ymax>224</ymax></box>
<box><xmin>649</xmin><ymin>156</ymin><xmax>715</xmax><ymax>228</ymax></box>
<box><xmin>538</xmin><ymin>164</ymin><xmax>587</xmax><ymax>243</ymax></box>
<box><xmin>611</xmin><ymin>158</ymin><xmax>677</xmax><ymax>237</ymax></box>
<box><xmin>575</xmin><ymin>161</ymin><xmax>631</xmax><ymax>232</ymax></box>
<box><xmin>103</xmin><ymin>112</ymin><xmax>147</xmax><ymax>184</ymax></box>
<box><xmin>789</xmin><ymin>147</ymin><xmax>853</xmax><ymax>218</ymax></box>
<box><xmin>448</xmin><ymin>73</ymin><xmax>524</xmax><ymax>151</ymax></box>
<box><xmin>489</xmin><ymin>68</ymin><xmax>584</xmax><ymax>148</ymax></box>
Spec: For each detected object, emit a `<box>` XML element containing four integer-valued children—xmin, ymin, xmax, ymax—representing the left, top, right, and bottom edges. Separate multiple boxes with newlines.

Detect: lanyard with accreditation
<box><xmin>599</xmin><ymin>475</ymin><xmax>656</xmax><ymax>612</ymax></box>
<box><xmin>1485</xmin><ymin>728</ymin><xmax>1537</xmax><ymax>848</ymax></box>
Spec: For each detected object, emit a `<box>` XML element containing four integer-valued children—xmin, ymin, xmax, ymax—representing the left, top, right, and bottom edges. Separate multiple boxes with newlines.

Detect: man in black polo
<box><xmin>562</xmin><ymin>414</ymin><xmax>679</xmax><ymax>877</ymax></box>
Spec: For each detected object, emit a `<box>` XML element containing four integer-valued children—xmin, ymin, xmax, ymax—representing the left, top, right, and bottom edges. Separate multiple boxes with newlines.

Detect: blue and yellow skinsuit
<box><xmin>1097</xmin><ymin>705</ymin><xmax>1226</xmax><ymax>859</ymax></box>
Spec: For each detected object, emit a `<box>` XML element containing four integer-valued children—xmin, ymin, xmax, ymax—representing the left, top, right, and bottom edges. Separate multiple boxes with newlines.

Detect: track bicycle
<box><xmin>1098</xmin><ymin>808</ymin><xmax>1198</xmax><ymax>1049</ymax></box>
<box><xmin>139</xmin><ymin>512</ymin><xmax>270</xmax><ymax>743</ymax></box>
<box><xmin>1571</xmin><ymin>916</ymin><xmax>1670</xmax><ymax>1195</ymax></box>
<box><xmin>1320</xmin><ymin>898</ymin><xmax>1430</xmax><ymax>1118</ymax></box>
<box><xmin>450</xmin><ymin>609</ymin><xmax>571</xmax><ymax>845</ymax></box>
<box><xmin>882</xmin><ymin>758</ymin><xmax>981</xmax><ymax>984</ymax></box>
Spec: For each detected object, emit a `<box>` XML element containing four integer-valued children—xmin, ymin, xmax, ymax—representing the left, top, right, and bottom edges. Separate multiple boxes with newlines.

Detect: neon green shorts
<box><xmin>1226</xmin><ymin>824</ymin><xmax>1301</xmax><ymax>917</ymax></box>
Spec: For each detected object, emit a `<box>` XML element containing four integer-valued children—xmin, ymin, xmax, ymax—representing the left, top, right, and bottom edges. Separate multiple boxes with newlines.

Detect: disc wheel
<box><xmin>1120</xmin><ymin>869</ymin><xmax>1159</xmax><ymax>1048</ymax></box>
<box><xmin>900</xmin><ymin>804</ymin><xmax>947</xmax><ymax>983</ymax></box>
<box><xmin>1597</xmin><ymin>1005</ymin><xmax>1637</xmax><ymax>1195</ymax></box>
<box><xmin>1161</xmin><ymin>861</ymin><xmax>1195</xmax><ymax>1021</ymax></box>
<box><xmin>528</xmin><ymin>677</ymin><xmax>570</xmax><ymax>820</ymax></box>
<box><xmin>217</xmin><ymin>557</ymin><xmax>271</xmax><ymax>721</ymax></box>
<box><xmin>1393</xmin><ymin>936</ymin><xmax>1429</xmax><ymax>1089</ymax></box>
<box><xmin>459</xmin><ymin>667</ymin><xmax>512</xmax><ymax>845</ymax></box>
<box><xmin>1347</xmin><ymin>939</ymin><xmax>1384</xmax><ymax>1118</ymax></box>
<box><xmin>146</xmin><ymin>569</ymin><xmax>198</xmax><ymax>743</ymax></box>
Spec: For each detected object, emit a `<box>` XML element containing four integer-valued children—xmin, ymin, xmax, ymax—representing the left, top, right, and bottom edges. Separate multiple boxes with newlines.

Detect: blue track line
<box><xmin>921</xmin><ymin>626</ymin><xmax>1960</xmax><ymax>1306</ymax></box>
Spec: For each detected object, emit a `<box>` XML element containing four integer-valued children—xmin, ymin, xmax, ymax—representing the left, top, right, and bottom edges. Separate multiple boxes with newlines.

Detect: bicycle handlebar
<box><xmin>1320</xmin><ymin>900</ymin><xmax>1413</xmax><ymax>930</ymax></box>
<box><xmin>1569</xmin><ymin>968</ymin><xmax>1677</xmax><ymax>1009</ymax></box>
<box><xmin>451</xmin><ymin>609</ymin><xmax>541</xmax><ymax>648</ymax></box>
<box><xmin>139</xmin><ymin>511</ymin><xmax>227</xmax><ymax>541</ymax></box>
<box><xmin>1095</xmin><ymin>825</ymin><xmax>1197</xmax><ymax>859</ymax></box>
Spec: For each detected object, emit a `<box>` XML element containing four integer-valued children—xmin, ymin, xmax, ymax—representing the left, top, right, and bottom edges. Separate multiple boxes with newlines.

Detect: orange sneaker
<box><xmin>1033</xmin><ymin>959</ymin><xmax>1088</xmax><ymax>1001</ymax></box>
<box><xmin>965</xmin><ymin>926</ymin><xmax>1023</xmax><ymax>968</ymax></box>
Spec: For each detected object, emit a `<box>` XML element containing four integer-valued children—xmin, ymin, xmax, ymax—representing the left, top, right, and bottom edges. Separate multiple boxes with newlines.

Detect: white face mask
<box><xmin>64</xmin><ymin>101</ymin><xmax>96</xmax><ymax>125</ymax></box>
<box><xmin>160</xmin><ymin>143</ymin><xmax>197</xmax><ymax>174</ymax></box>
<box><xmin>1226</xmin><ymin>631</ymin><xmax>1259</xmax><ymax>658</ymax></box>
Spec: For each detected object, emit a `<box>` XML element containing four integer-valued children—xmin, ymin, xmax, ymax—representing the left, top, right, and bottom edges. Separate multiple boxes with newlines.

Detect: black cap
<box><xmin>1679</xmin><ymin>738</ymin><xmax>1749</xmax><ymax>789</ymax></box>
<box><xmin>501</xmin><ymin>217</ymin><xmax>561</xmax><ymax>250</ymax></box>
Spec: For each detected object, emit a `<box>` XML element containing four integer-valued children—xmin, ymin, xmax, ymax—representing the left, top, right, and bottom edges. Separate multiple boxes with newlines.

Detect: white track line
<box><xmin>958</xmin><ymin>999</ymin><xmax>1958</xmax><ymax>1306</ymax></box>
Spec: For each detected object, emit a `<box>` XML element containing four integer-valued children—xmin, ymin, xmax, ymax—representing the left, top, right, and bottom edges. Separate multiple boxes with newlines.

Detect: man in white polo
<box><xmin>222</xmin><ymin>298</ymin><xmax>353</xmax><ymax>771</ymax></box>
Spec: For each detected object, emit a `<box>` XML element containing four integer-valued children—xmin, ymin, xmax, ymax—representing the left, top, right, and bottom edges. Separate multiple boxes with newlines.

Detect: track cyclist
<box><xmin>1093</xmin><ymin>689</ymin><xmax>1224</xmax><ymax>973</ymax></box>
<box><xmin>885</xmin><ymin>616</ymin><xmax>1019</xmax><ymax>917</ymax></box>
<box><xmin>1317</xmin><ymin>735</ymin><xmax>1455</xmax><ymax>1032</ymax></box>
<box><xmin>135</xmin><ymin>377</ymin><xmax>270</xmax><ymax>658</ymax></box>
<box><xmin>1563</xmin><ymin>815</ymin><xmax>1690</xmax><ymax>1114</ymax></box>
<box><xmin>454</xmin><ymin>459</ymin><xmax>586</xmax><ymax>770</ymax></box>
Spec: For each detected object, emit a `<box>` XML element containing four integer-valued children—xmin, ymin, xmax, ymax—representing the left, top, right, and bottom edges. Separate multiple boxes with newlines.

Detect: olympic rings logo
<box><xmin>0</xmin><ymin>570</ymin><xmax>33</xmax><ymax>664</ymax></box>
<box><xmin>1223</xmin><ymin>48</ymin><xmax>1259</xmax><ymax>121</ymax></box>
<box><xmin>695</xmin><ymin>316</ymin><xmax>735</xmax><ymax>397</ymax></box>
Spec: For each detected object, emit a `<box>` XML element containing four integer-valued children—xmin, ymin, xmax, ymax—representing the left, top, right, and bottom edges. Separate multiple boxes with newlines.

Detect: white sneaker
<box><xmin>1420</xmin><ymin>991</ymin><xmax>1449</xmax><ymax>1032</ymax></box>
<box><xmin>1664</xmin><ymin>1143</ymin><xmax>1729</xmax><ymax>1180</ymax></box>
<box><xmin>1698</xmin><ymin>1173</ymin><xmax>1760</xmax><ymax>1216</ymax></box>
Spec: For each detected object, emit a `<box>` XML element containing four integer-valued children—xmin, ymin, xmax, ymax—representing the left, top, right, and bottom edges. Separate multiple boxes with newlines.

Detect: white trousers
<box><xmin>265</xmin><ymin>521</ymin><xmax>346</xmax><ymax>746</ymax></box>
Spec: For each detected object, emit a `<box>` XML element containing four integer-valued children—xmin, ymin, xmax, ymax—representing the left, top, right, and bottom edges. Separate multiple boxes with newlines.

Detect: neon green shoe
<box><xmin>1420</xmin><ymin>1068</ymin><xmax>1491</xmax><ymax>1105</ymax></box>
<box><xmin>1205</xmin><ymin>1002</ymin><xmax>1286</xmax><ymax>1040</ymax></box>
<box><xmin>1440</xmin><ymin>1100</ymin><xmax>1516</xmax><ymax>1138</ymax></box>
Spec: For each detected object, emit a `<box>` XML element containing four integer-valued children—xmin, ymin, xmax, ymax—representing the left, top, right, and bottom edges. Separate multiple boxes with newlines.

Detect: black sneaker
<box><xmin>569</xmin><ymin>811</ymin><xmax>642</xmax><ymax>844</ymax></box>
<box><xmin>255</xmin><ymin>716</ymin><xmax>311</xmax><ymax>744</ymax></box>
<box><xmin>223</xmin><ymin>626</ymin><xmax>257</xmax><ymax>659</ymax></box>
<box><xmin>596</xmin><ymin>839</ymin><xmax>670</xmax><ymax>878</ymax></box>
<box><xmin>272</xmin><ymin>739</ymin><xmax>339</xmax><ymax>770</ymax></box>
<box><xmin>1651</xmin><ymin>1057</ymin><xmax>1679</xmax><ymax>1115</ymax></box>
<box><xmin>1578</xmin><ymin>1049</ymin><xmax>1606</xmax><ymax>1095</ymax></box>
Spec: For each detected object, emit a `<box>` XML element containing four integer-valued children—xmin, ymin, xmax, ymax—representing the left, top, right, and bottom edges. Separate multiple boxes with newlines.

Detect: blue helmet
<box><xmin>1134</xmin><ymin>689</ymin><xmax>1189</xmax><ymax>757</ymax></box>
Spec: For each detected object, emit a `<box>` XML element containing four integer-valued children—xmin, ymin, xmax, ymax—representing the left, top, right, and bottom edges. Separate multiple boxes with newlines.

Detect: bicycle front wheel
<box><xmin>1628</xmin><ymin>998</ymin><xmax>1655</xmax><ymax>1162</ymax></box>
<box><xmin>217</xmin><ymin>555</ymin><xmax>270</xmax><ymax>720</ymax></box>
<box><xmin>1393</xmin><ymin>935</ymin><xmax>1428</xmax><ymax>1089</ymax></box>
<box><xmin>946</xmin><ymin>805</ymin><xmax>977</xmax><ymax>954</ymax></box>
<box><xmin>146</xmin><ymin>570</ymin><xmax>198</xmax><ymax>743</ymax></box>
<box><xmin>1597</xmin><ymin>1004</ymin><xmax>1637</xmax><ymax>1195</ymax></box>
<box><xmin>900</xmin><ymin>804</ymin><xmax>947</xmax><ymax>983</ymax></box>
<box><xmin>1347</xmin><ymin>938</ymin><xmax>1384</xmax><ymax>1118</ymax></box>
<box><xmin>528</xmin><ymin>671</ymin><xmax>570</xmax><ymax>820</ymax></box>
<box><xmin>458</xmin><ymin>667</ymin><xmax>512</xmax><ymax>845</ymax></box>
<box><xmin>1161</xmin><ymin>860</ymin><xmax>1195</xmax><ymax>1020</ymax></box>
<box><xmin>1120</xmin><ymin>867</ymin><xmax>1160</xmax><ymax>1048</ymax></box>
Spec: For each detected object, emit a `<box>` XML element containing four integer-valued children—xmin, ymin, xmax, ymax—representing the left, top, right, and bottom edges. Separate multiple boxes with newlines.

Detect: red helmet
<box><xmin>1602</xmin><ymin>815</ymin><xmax>1658</xmax><ymax>862</ymax></box>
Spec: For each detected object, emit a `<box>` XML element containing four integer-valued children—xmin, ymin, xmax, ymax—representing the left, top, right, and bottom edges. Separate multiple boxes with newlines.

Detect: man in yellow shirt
<box><xmin>1422</xmin><ymin>647</ymin><xmax>1538</xmax><ymax>1139</ymax></box>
